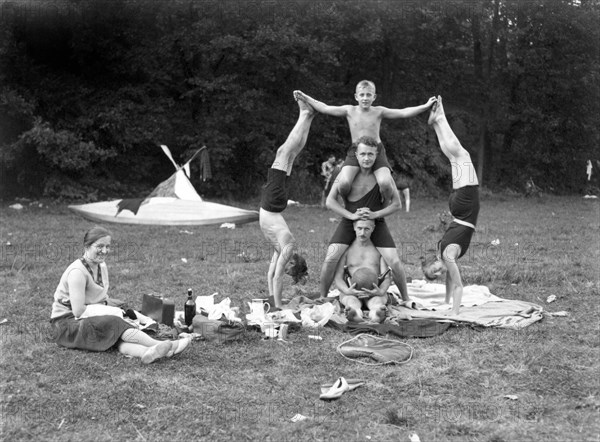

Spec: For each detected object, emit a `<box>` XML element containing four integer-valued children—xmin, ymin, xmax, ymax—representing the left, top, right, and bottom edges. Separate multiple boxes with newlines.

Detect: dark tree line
<box><xmin>0</xmin><ymin>0</ymin><xmax>598</xmax><ymax>201</ymax></box>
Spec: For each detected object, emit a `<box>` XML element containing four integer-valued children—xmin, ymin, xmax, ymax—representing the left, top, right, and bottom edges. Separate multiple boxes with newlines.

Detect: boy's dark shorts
<box><xmin>343</xmin><ymin>142</ymin><xmax>392</xmax><ymax>171</ymax></box>
<box><xmin>329</xmin><ymin>218</ymin><xmax>396</xmax><ymax>248</ymax></box>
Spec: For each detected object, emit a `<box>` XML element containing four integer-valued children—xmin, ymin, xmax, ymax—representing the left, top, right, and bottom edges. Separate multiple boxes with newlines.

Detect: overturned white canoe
<box><xmin>68</xmin><ymin>144</ymin><xmax>258</xmax><ymax>226</ymax></box>
<box><xmin>69</xmin><ymin>197</ymin><xmax>258</xmax><ymax>226</ymax></box>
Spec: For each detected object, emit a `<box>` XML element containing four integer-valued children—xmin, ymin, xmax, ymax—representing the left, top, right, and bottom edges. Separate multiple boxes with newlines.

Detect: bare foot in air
<box><xmin>293</xmin><ymin>90</ymin><xmax>309</xmax><ymax>103</ymax></box>
<box><xmin>295</xmin><ymin>91</ymin><xmax>315</xmax><ymax>115</ymax></box>
<box><xmin>428</xmin><ymin>95</ymin><xmax>445</xmax><ymax>126</ymax></box>
<box><xmin>345</xmin><ymin>307</ymin><xmax>364</xmax><ymax>323</ymax></box>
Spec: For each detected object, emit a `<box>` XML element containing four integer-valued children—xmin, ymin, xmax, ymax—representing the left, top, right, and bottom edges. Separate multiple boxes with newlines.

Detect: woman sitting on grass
<box><xmin>50</xmin><ymin>226</ymin><xmax>189</xmax><ymax>364</ymax></box>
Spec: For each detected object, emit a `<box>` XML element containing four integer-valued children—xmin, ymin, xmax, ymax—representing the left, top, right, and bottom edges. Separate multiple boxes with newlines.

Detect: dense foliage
<box><xmin>0</xmin><ymin>0</ymin><xmax>598</xmax><ymax>200</ymax></box>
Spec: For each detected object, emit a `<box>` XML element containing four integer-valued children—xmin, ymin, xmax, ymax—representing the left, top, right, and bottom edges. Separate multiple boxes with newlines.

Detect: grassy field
<box><xmin>1</xmin><ymin>194</ymin><xmax>599</xmax><ymax>441</ymax></box>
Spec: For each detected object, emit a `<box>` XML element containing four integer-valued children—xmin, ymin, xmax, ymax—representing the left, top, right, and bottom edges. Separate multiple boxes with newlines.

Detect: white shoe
<box><xmin>141</xmin><ymin>341</ymin><xmax>171</xmax><ymax>364</ymax></box>
<box><xmin>319</xmin><ymin>377</ymin><xmax>349</xmax><ymax>400</ymax></box>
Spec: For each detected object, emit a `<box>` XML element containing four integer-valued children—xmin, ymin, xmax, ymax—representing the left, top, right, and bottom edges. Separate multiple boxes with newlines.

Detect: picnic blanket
<box><xmin>323</xmin><ymin>279</ymin><xmax>543</xmax><ymax>330</ymax></box>
<box><xmin>385</xmin><ymin>280</ymin><xmax>544</xmax><ymax>330</ymax></box>
<box><xmin>283</xmin><ymin>295</ymin><xmax>450</xmax><ymax>338</ymax></box>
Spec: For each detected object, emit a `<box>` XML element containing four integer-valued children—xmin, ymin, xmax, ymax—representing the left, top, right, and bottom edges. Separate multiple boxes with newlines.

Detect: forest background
<box><xmin>0</xmin><ymin>0</ymin><xmax>598</xmax><ymax>202</ymax></box>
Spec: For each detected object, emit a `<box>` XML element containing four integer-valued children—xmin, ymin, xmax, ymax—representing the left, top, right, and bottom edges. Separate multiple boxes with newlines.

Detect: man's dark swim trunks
<box><xmin>440</xmin><ymin>185</ymin><xmax>480</xmax><ymax>259</ymax></box>
<box><xmin>260</xmin><ymin>168</ymin><xmax>289</xmax><ymax>213</ymax></box>
<box><xmin>329</xmin><ymin>184</ymin><xmax>396</xmax><ymax>248</ymax></box>
<box><xmin>343</xmin><ymin>142</ymin><xmax>392</xmax><ymax>171</ymax></box>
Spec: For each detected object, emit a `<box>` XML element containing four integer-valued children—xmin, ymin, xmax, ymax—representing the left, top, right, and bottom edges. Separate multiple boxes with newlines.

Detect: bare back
<box><xmin>259</xmin><ymin>209</ymin><xmax>294</xmax><ymax>253</ymax></box>
<box><xmin>346</xmin><ymin>106</ymin><xmax>384</xmax><ymax>142</ymax></box>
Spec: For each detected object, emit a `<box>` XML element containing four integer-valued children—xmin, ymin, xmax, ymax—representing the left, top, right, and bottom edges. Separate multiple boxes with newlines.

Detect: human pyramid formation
<box><xmin>259</xmin><ymin>81</ymin><xmax>480</xmax><ymax>323</ymax></box>
<box><xmin>49</xmin><ymin>81</ymin><xmax>479</xmax><ymax>365</ymax></box>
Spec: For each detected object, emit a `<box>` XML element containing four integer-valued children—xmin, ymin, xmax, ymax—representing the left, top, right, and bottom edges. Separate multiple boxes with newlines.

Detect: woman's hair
<box><xmin>83</xmin><ymin>226</ymin><xmax>112</xmax><ymax>247</ymax></box>
<box><xmin>288</xmin><ymin>252</ymin><xmax>308</xmax><ymax>284</ymax></box>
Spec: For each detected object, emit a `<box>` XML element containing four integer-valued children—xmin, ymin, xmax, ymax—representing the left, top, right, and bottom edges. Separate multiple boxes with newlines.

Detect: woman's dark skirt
<box><xmin>50</xmin><ymin>314</ymin><xmax>133</xmax><ymax>352</ymax></box>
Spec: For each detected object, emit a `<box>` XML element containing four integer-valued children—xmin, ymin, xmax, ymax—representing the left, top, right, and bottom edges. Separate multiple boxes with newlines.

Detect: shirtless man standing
<box><xmin>320</xmin><ymin>137</ymin><xmax>409</xmax><ymax>302</ymax></box>
<box><xmin>259</xmin><ymin>92</ymin><xmax>313</xmax><ymax>308</ymax></box>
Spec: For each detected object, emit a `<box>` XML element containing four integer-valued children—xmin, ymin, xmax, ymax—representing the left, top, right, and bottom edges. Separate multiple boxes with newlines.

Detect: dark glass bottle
<box><xmin>184</xmin><ymin>288</ymin><xmax>196</xmax><ymax>326</ymax></box>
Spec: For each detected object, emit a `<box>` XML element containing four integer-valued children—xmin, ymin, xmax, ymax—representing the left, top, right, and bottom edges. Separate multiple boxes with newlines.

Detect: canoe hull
<box><xmin>68</xmin><ymin>198</ymin><xmax>259</xmax><ymax>226</ymax></box>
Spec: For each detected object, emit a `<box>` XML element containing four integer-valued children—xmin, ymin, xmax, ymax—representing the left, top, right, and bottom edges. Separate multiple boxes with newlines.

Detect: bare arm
<box><xmin>295</xmin><ymin>91</ymin><xmax>349</xmax><ymax>117</ymax></box>
<box><xmin>381</xmin><ymin>97</ymin><xmax>437</xmax><ymax>119</ymax></box>
<box><xmin>378</xmin><ymin>257</ymin><xmax>392</xmax><ymax>295</ymax></box>
<box><xmin>326</xmin><ymin>182</ymin><xmax>361</xmax><ymax>221</ymax></box>
<box><xmin>271</xmin><ymin>243</ymin><xmax>296</xmax><ymax>308</ymax></box>
<box><xmin>334</xmin><ymin>251</ymin><xmax>363</xmax><ymax>297</ymax></box>
<box><xmin>360</xmin><ymin>178</ymin><xmax>401</xmax><ymax>219</ymax></box>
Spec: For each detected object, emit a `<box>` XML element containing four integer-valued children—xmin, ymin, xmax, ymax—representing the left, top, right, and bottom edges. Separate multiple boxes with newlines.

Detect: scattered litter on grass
<box><xmin>491</xmin><ymin>239</ymin><xmax>500</xmax><ymax>246</ymax></box>
<box><xmin>287</xmin><ymin>199</ymin><xmax>300</xmax><ymax>206</ymax></box>
<box><xmin>504</xmin><ymin>394</ymin><xmax>519</xmax><ymax>400</ymax></box>
<box><xmin>308</xmin><ymin>335</ymin><xmax>323</xmax><ymax>341</ymax></box>
<box><xmin>181</xmin><ymin>258</ymin><xmax>188</xmax><ymax>263</ymax></box>
<box><xmin>5</xmin><ymin>241</ymin><xmax>11</xmax><ymax>246</ymax></box>
<box><xmin>57</xmin><ymin>418</ymin><xmax>65</xmax><ymax>430</ymax></box>
<box><xmin>9</xmin><ymin>204</ymin><xmax>23</xmax><ymax>210</ymax></box>
<box><xmin>547</xmin><ymin>311</ymin><xmax>569</xmax><ymax>317</ymax></box>
<box><xmin>0</xmin><ymin>319</ymin><xmax>8</xmax><ymax>325</ymax></box>
<box><xmin>329</xmin><ymin>217</ymin><xmax>338</xmax><ymax>223</ymax></box>
<box><xmin>546</xmin><ymin>295</ymin><xmax>557</xmax><ymax>303</ymax></box>
<box><xmin>179</xmin><ymin>230</ymin><xmax>194</xmax><ymax>235</ymax></box>
<box><xmin>583</xmin><ymin>195</ymin><xmax>598</xmax><ymax>199</ymax></box>
<box><xmin>290</xmin><ymin>413</ymin><xmax>308</xmax><ymax>422</ymax></box>
<box><xmin>408</xmin><ymin>433</ymin><xmax>421</xmax><ymax>442</ymax></box>
<box><xmin>309</xmin><ymin>229</ymin><xmax>315</xmax><ymax>233</ymax></box>
<box><xmin>220</xmin><ymin>223</ymin><xmax>236</xmax><ymax>229</ymax></box>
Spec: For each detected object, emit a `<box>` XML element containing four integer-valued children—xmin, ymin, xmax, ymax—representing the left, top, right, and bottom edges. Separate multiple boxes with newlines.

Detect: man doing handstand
<box><xmin>259</xmin><ymin>92</ymin><xmax>312</xmax><ymax>308</ymax></box>
<box><xmin>422</xmin><ymin>96</ymin><xmax>480</xmax><ymax>315</ymax></box>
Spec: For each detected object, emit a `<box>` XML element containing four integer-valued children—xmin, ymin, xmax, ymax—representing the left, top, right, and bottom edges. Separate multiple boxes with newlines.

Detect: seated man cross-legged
<box><xmin>334</xmin><ymin>219</ymin><xmax>391</xmax><ymax>323</ymax></box>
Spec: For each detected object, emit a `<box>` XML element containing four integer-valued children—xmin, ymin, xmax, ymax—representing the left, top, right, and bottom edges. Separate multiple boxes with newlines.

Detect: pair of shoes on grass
<box><xmin>319</xmin><ymin>377</ymin><xmax>365</xmax><ymax>400</ymax></box>
<box><xmin>141</xmin><ymin>337</ymin><xmax>191</xmax><ymax>364</ymax></box>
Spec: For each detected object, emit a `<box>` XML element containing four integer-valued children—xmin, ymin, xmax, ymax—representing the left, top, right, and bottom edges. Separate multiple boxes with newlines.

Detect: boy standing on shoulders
<box><xmin>295</xmin><ymin>82</ymin><xmax>436</xmax><ymax>200</ymax></box>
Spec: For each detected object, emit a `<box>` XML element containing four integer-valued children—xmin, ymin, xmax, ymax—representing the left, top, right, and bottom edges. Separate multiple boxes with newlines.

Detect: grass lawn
<box><xmin>1</xmin><ymin>194</ymin><xmax>599</xmax><ymax>441</ymax></box>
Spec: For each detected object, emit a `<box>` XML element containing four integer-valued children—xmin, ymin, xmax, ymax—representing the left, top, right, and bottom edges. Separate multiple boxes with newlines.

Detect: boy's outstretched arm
<box><xmin>295</xmin><ymin>90</ymin><xmax>349</xmax><ymax>117</ymax></box>
<box><xmin>381</xmin><ymin>96</ymin><xmax>437</xmax><ymax>119</ymax></box>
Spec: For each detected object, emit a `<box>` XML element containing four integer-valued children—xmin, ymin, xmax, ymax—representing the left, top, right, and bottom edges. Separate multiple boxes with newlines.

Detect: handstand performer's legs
<box><xmin>272</xmin><ymin>93</ymin><xmax>315</xmax><ymax>175</ymax></box>
<box><xmin>428</xmin><ymin>96</ymin><xmax>463</xmax><ymax>157</ymax></box>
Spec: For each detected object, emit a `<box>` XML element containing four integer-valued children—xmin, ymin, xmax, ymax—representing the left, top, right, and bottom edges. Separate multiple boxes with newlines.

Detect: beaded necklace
<box><xmin>80</xmin><ymin>257</ymin><xmax>104</xmax><ymax>287</ymax></box>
